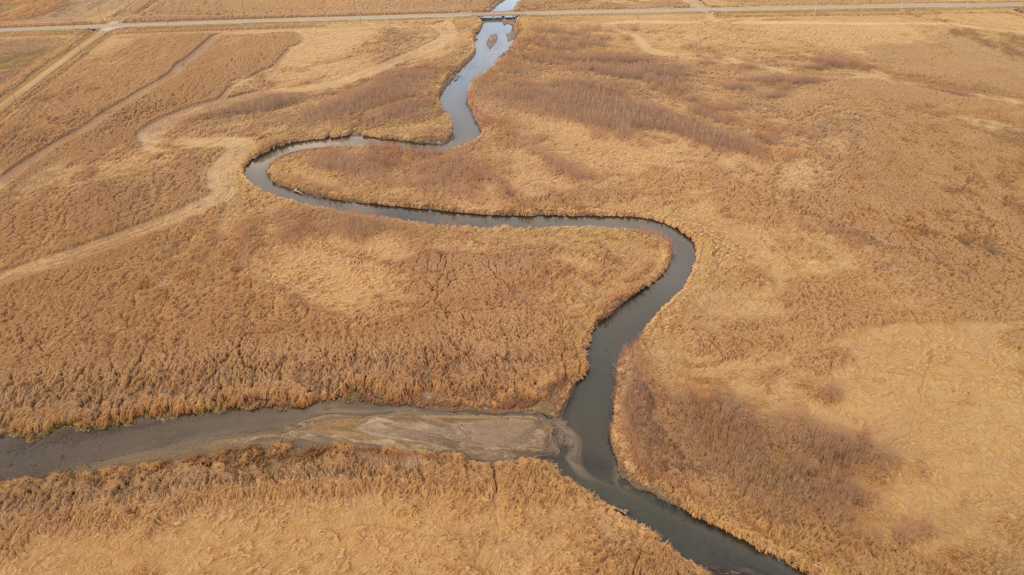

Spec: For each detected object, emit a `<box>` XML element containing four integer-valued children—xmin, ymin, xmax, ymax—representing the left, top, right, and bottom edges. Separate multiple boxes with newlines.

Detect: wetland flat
<box><xmin>1</xmin><ymin>4</ymin><xmax>1022</xmax><ymax>574</ymax></box>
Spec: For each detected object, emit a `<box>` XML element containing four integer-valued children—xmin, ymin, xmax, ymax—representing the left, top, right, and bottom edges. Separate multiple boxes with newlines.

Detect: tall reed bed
<box><xmin>0</xmin><ymin>443</ymin><xmax>707</xmax><ymax>573</ymax></box>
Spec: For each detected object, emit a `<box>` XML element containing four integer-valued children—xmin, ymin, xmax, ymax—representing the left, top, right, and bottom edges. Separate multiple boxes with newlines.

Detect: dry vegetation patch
<box><xmin>136</xmin><ymin>0</ymin><xmax>493</xmax><ymax>21</ymax></box>
<box><xmin>0</xmin><ymin>443</ymin><xmax>706</xmax><ymax>574</ymax></box>
<box><xmin>0</xmin><ymin>19</ymin><xmax>670</xmax><ymax>442</ymax></box>
<box><xmin>0</xmin><ymin>0</ymin><xmax>129</xmax><ymax>25</ymax></box>
<box><xmin>0</xmin><ymin>0</ymin><xmax>66</xmax><ymax>22</ymax></box>
<box><xmin>701</xmin><ymin>0</ymin><xmax>1006</xmax><ymax>6</ymax></box>
<box><xmin>0</xmin><ymin>193</ymin><xmax>669</xmax><ymax>437</ymax></box>
<box><xmin>518</xmin><ymin>0</ymin><xmax>692</xmax><ymax>11</ymax></box>
<box><xmin>0</xmin><ymin>31</ymin><xmax>209</xmax><ymax>175</ymax></box>
<box><xmin>0</xmin><ymin>32</ymin><xmax>73</xmax><ymax>90</ymax></box>
<box><xmin>272</xmin><ymin>12</ymin><xmax>1024</xmax><ymax>573</ymax></box>
<box><xmin>0</xmin><ymin>29</ymin><xmax>301</xmax><ymax>271</ymax></box>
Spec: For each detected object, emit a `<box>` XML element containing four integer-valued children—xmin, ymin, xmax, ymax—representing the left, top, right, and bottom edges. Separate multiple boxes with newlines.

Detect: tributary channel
<box><xmin>1</xmin><ymin>5</ymin><xmax>799</xmax><ymax>574</ymax></box>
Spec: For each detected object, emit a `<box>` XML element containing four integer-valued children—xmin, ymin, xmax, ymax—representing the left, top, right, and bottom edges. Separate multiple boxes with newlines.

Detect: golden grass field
<box><xmin>0</xmin><ymin>443</ymin><xmax>707</xmax><ymax>574</ymax></box>
<box><xmin>702</xmin><ymin>0</ymin><xmax>1005</xmax><ymax>6</ymax></box>
<box><xmin>0</xmin><ymin>33</ymin><xmax>74</xmax><ymax>91</ymax></box>
<box><xmin>135</xmin><ymin>0</ymin><xmax>494</xmax><ymax>21</ymax></box>
<box><xmin>0</xmin><ymin>0</ymin><xmax>128</xmax><ymax>24</ymax></box>
<box><xmin>0</xmin><ymin>19</ymin><xmax>669</xmax><ymax>439</ymax></box>
<box><xmin>0</xmin><ymin>0</ymin><xmax>492</xmax><ymax>26</ymax></box>
<box><xmin>271</xmin><ymin>11</ymin><xmax>1024</xmax><ymax>574</ymax></box>
<box><xmin>517</xmin><ymin>0</ymin><xmax>692</xmax><ymax>11</ymax></box>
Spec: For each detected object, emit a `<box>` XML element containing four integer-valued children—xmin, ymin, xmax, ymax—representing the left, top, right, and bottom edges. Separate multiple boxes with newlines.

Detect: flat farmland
<box><xmin>271</xmin><ymin>11</ymin><xmax>1024</xmax><ymax>574</ymax></box>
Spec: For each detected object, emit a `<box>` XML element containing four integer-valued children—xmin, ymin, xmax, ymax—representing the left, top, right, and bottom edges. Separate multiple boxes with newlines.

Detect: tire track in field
<box><xmin>0</xmin><ymin>33</ymin><xmax>217</xmax><ymax>186</ymax></box>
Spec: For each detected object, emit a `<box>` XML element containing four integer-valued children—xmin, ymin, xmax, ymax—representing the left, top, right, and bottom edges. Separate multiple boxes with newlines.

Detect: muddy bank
<box><xmin>0</xmin><ymin>404</ymin><xmax>572</xmax><ymax>480</ymax></box>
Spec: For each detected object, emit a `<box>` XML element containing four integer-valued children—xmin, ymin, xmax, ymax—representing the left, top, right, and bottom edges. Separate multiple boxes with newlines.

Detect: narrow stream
<box><xmin>0</xmin><ymin>7</ymin><xmax>799</xmax><ymax>575</ymax></box>
<box><xmin>244</xmin><ymin>9</ymin><xmax>798</xmax><ymax>575</ymax></box>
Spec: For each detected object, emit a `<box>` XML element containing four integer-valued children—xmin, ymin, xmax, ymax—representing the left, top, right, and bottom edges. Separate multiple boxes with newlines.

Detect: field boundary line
<box><xmin>0</xmin><ymin>2</ymin><xmax>1022</xmax><ymax>33</ymax></box>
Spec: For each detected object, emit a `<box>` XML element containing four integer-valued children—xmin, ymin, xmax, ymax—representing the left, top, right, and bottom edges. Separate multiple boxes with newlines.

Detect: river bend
<box><xmin>1</xmin><ymin>6</ymin><xmax>798</xmax><ymax>574</ymax></box>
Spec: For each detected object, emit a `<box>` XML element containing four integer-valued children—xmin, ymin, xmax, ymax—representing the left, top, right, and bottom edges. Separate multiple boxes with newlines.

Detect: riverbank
<box><xmin>0</xmin><ymin>443</ymin><xmax>708</xmax><ymax>574</ymax></box>
<box><xmin>270</xmin><ymin>11</ymin><xmax>1024</xmax><ymax>573</ymax></box>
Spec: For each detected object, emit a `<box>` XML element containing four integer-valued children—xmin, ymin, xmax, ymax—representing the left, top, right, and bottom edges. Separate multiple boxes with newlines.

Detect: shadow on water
<box><xmin>0</xmin><ymin>6</ymin><xmax>799</xmax><ymax>574</ymax></box>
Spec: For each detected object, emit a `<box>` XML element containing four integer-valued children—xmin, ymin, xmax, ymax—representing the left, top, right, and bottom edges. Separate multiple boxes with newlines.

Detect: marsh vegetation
<box><xmin>272</xmin><ymin>13</ymin><xmax>1024</xmax><ymax>574</ymax></box>
<box><xmin>0</xmin><ymin>33</ymin><xmax>73</xmax><ymax>90</ymax></box>
<box><xmin>135</xmin><ymin>0</ymin><xmax>494</xmax><ymax>21</ymax></box>
<box><xmin>3</xmin><ymin>7</ymin><xmax>1023</xmax><ymax>573</ymax></box>
<box><xmin>0</xmin><ymin>443</ymin><xmax>707</xmax><ymax>573</ymax></box>
<box><xmin>0</xmin><ymin>0</ymin><xmax>129</xmax><ymax>25</ymax></box>
<box><xmin>0</xmin><ymin>21</ymin><xmax>669</xmax><ymax>443</ymax></box>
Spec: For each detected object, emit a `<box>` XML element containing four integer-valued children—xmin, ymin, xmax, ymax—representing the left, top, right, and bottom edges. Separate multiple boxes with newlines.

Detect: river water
<box><xmin>0</xmin><ymin>6</ymin><xmax>798</xmax><ymax>574</ymax></box>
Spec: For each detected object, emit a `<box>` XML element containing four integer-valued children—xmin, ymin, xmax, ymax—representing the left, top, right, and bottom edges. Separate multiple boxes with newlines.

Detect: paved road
<box><xmin>0</xmin><ymin>2</ymin><xmax>1022</xmax><ymax>32</ymax></box>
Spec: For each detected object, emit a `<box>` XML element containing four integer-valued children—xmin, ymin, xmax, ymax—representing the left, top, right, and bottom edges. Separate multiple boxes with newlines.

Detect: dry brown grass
<box><xmin>0</xmin><ymin>0</ymin><xmax>130</xmax><ymax>25</ymax></box>
<box><xmin>0</xmin><ymin>31</ymin><xmax>209</xmax><ymax>175</ymax></box>
<box><xmin>0</xmin><ymin>30</ymin><xmax>301</xmax><ymax>271</ymax></box>
<box><xmin>0</xmin><ymin>0</ymin><xmax>66</xmax><ymax>22</ymax></box>
<box><xmin>271</xmin><ymin>12</ymin><xmax>1024</xmax><ymax>573</ymax></box>
<box><xmin>136</xmin><ymin>0</ymin><xmax>493</xmax><ymax>21</ymax></box>
<box><xmin>297</xmin><ymin>67</ymin><xmax>446</xmax><ymax>138</ymax></box>
<box><xmin>0</xmin><ymin>443</ymin><xmax>707</xmax><ymax>574</ymax></box>
<box><xmin>518</xmin><ymin>0</ymin><xmax>691</xmax><ymax>11</ymax></box>
<box><xmin>614</xmin><ymin>340</ymin><xmax>907</xmax><ymax>564</ymax></box>
<box><xmin>173</xmin><ymin>25</ymin><xmax>474</xmax><ymax>143</ymax></box>
<box><xmin>0</xmin><ymin>33</ymin><xmax>74</xmax><ymax>90</ymax></box>
<box><xmin>703</xmin><ymin>0</ymin><xmax>1003</xmax><ymax>6</ymax></box>
<box><xmin>0</xmin><ymin>19</ymin><xmax>670</xmax><ymax>441</ymax></box>
<box><xmin>505</xmin><ymin>76</ymin><xmax>765</xmax><ymax>155</ymax></box>
<box><xmin>0</xmin><ymin>192</ymin><xmax>669</xmax><ymax>438</ymax></box>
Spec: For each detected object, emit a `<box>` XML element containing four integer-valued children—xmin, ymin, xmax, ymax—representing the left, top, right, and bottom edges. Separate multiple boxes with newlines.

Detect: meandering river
<box><xmin>1</xmin><ymin>6</ymin><xmax>798</xmax><ymax>574</ymax></box>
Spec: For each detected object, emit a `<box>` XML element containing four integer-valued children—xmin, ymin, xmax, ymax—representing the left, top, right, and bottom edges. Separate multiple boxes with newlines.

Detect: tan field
<box><xmin>270</xmin><ymin>11</ymin><xmax>1024</xmax><ymax>574</ymax></box>
<box><xmin>0</xmin><ymin>33</ymin><xmax>74</xmax><ymax>92</ymax></box>
<box><xmin>0</xmin><ymin>443</ymin><xmax>707</xmax><ymax>574</ymax></box>
<box><xmin>0</xmin><ymin>0</ymin><xmax>130</xmax><ymax>25</ymax></box>
<box><xmin>0</xmin><ymin>30</ymin><xmax>295</xmax><ymax>269</ymax></box>
<box><xmin>516</xmin><ymin>0</ymin><xmax>1002</xmax><ymax>10</ymax></box>
<box><xmin>0</xmin><ymin>19</ymin><xmax>669</xmax><ymax>439</ymax></box>
<box><xmin>518</xmin><ymin>0</ymin><xmax>693</xmax><ymax>11</ymax></box>
<box><xmin>703</xmin><ymin>0</ymin><xmax>1007</xmax><ymax>6</ymax></box>
<box><xmin>135</xmin><ymin>0</ymin><xmax>494</xmax><ymax>21</ymax></box>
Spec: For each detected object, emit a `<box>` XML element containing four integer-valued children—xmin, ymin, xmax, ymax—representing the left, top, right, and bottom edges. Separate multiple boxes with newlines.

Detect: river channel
<box><xmin>1</xmin><ymin>5</ymin><xmax>798</xmax><ymax>574</ymax></box>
